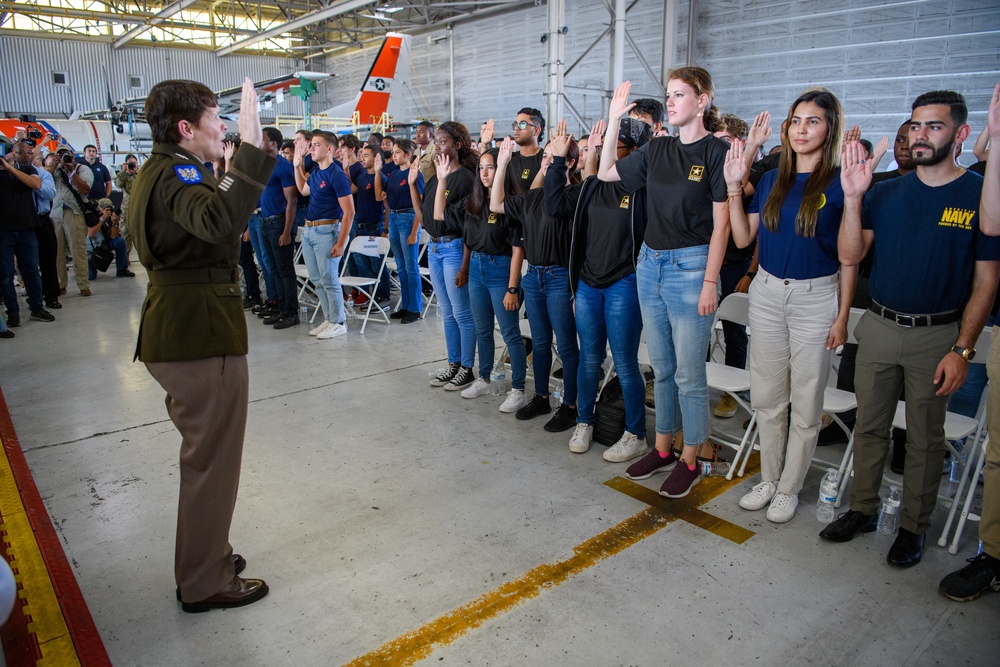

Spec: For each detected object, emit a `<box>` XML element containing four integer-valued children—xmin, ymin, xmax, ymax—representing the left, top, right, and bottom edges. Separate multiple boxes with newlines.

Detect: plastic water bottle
<box><xmin>699</xmin><ymin>460</ymin><xmax>731</xmax><ymax>477</ymax></box>
<box><xmin>816</xmin><ymin>468</ymin><xmax>840</xmax><ymax>523</ymax></box>
<box><xmin>950</xmin><ymin>441</ymin><xmax>966</xmax><ymax>483</ymax></box>
<box><xmin>550</xmin><ymin>380</ymin><xmax>564</xmax><ymax>409</ymax></box>
<box><xmin>300</xmin><ymin>305</ymin><xmax>309</xmax><ymax>330</ymax></box>
<box><xmin>490</xmin><ymin>366</ymin><xmax>506</xmax><ymax>396</ymax></box>
<box><xmin>877</xmin><ymin>486</ymin><xmax>902</xmax><ymax>535</ymax></box>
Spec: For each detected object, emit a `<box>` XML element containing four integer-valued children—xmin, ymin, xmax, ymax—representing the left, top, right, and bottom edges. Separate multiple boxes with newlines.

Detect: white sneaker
<box><xmin>317</xmin><ymin>322</ymin><xmax>347</xmax><ymax>339</ymax></box>
<box><xmin>461</xmin><ymin>377</ymin><xmax>491</xmax><ymax>399</ymax></box>
<box><xmin>602</xmin><ymin>431</ymin><xmax>649</xmax><ymax>463</ymax></box>
<box><xmin>309</xmin><ymin>320</ymin><xmax>331</xmax><ymax>336</ymax></box>
<box><xmin>765</xmin><ymin>492</ymin><xmax>798</xmax><ymax>523</ymax></box>
<box><xmin>739</xmin><ymin>481</ymin><xmax>777</xmax><ymax>511</ymax></box>
<box><xmin>569</xmin><ymin>423</ymin><xmax>593</xmax><ymax>453</ymax></box>
<box><xmin>499</xmin><ymin>388</ymin><xmax>528</xmax><ymax>413</ymax></box>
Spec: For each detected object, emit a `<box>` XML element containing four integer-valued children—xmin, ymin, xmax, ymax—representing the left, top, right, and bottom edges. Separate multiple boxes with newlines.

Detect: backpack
<box><xmin>593</xmin><ymin>375</ymin><xmax>626</xmax><ymax>446</ymax></box>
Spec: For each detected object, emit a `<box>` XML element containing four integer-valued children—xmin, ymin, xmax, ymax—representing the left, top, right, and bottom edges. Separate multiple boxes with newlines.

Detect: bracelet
<box><xmin>746</xmin><ymin>271</ymin><xmax>757</xmax><ymax>278</ymax></box>
<box><xmin>704</xmin><ymin>279</ymin><xmax>717</xmax><ymax>285</ymax></box>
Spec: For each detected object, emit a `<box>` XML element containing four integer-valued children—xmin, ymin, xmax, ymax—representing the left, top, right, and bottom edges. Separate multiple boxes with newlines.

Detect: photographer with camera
<box><xmin>114</xmin><ymin>153</ymin><xmax>140</xmax><ymax>262</ymax></box>
<box><xmin>52</xmin><ymin>147</ymin><xmax>94</xmax><ymax>296</ymax></box>
<box><xmin>33</xmin><ymin>152</ymin><xmax>61</xmax><ymax>309</ymax></box>
<box><xmin>86</xmin><ymin>199</ymin><xmax>133</xmax><ymax>280</ymax></box>
<box><xmin>0</xmin><ymin>138</ymin><xmax>54</xmax><ymax>326</ymax></box>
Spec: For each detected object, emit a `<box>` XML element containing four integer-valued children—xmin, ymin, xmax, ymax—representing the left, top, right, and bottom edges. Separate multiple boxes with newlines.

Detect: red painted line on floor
<box><xmin>0</xmin><ymin>385</ymin><xmax>111</xmax><ymax>666</ymax></box>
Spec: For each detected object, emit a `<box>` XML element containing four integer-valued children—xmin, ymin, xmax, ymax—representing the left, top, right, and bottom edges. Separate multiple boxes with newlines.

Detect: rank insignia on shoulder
<box><xmin>173</xmin><ymin>165</ymin><xmax>202</xmax><ymax>184</ymax></box>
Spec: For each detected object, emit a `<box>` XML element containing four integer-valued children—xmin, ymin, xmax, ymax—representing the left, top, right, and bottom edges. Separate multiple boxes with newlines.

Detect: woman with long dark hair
<box><xmin>375</xmin><ymin>138</ymin><xmax>424</xmax><ymax>323</ymax></box>
<box><xmin>724</xmin><ymin>88</ymin><xmax>856</xmax><ymax>523</ymax></box>
<box><xmin>598</xmin><ymin>68</ymin><xmax>730</xmax><ymax>498</ymax></box>
<box><xmin>424</xmin><ymin>122</ymin><xmax>479</xmax><ymax>391</ymax></box>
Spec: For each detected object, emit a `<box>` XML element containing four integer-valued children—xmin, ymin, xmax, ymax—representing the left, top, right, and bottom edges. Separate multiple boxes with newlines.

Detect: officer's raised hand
<box><xmin>237</xmin><ymin>78</ymin><xmax>263</xmax><ymax>150</ymax></box>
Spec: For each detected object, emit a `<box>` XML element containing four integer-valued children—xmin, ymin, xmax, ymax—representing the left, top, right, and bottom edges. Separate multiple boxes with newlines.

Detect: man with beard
<box><xmin>504</xmin><ymin>107</ymin><xmax>544</xmax><ymax>194</ymax></box>
<box><xmin>826</xmin><ymin>91</ymin><xmax>1000</xmax><ymax>570</ymax></box>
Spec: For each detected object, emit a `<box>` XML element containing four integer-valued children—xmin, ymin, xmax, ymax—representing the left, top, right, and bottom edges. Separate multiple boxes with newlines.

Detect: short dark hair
<box><xmin>517</xmin><ymin>107</ymin><xmax>545</xmax><ymax>141</ymax></box>
<box><xmin>312</xmin><ymin>130</ymin><xmax>338</xmax><ymax>148</ymax></box>
<box><xmin>145</xmin><ymin>80</ymin><xmax>218</xmax><ymax>145</ymax></box>
<box><xmin>859</xmin><ymin>138</ymin><xmax>873</xmax><ymax>155</ymax></box>
<box><xmin>394</xmin><ymin>138</ymin><xmax>415</xmax><ymax>155</ymax></box>
<box><xmin>368</xmin><ymin>132</ymin><xmax>385</xmax><ymax>144</ymax></box>
<box><xmin>262</xmin><ymin>127</ymin><xmax>283</xmax><ymax>146</ymax></box>
<box><xmin>383</xmin><ymin>135</ymin><xmax>395</xmax><ymax>145</ymax></box>
<box><xmin>281</xmin><ymin>141</ymin><xmax>295</xmax><ymax>152</ymax></box>
<box><xmin>631</xmin><ymin>99</ymin><xmax>664</xmax><ymax>126</ymax></box>
<box><xmin>912</xmin><ymin>90</ymin><xmax>968</xmax><ymax>127</ymax></box>
<box><xmin>84</xmin><ymin>144</ymin><xmax>97</xmax><ymax>152</ymax></box>
<box><xmin>340</xmin><ymin>134</ymin><xmax>361</xmax><ymax>152</ymax></box>
<box><xmin>416</xmin><ymin>120</ymin><xmax>435</xmax><ymax>131</ymax></box>
<box><xmin>295</xmin><ymin>129</ymin><xmax>312</xmax><ymax>141</ymax></box>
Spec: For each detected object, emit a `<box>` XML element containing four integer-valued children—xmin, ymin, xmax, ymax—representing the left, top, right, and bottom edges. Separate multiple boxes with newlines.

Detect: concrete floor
<box><xmin>1</xmin><ymin>263</ymin><xmax>998</xmax><ymax>667</ymax></box>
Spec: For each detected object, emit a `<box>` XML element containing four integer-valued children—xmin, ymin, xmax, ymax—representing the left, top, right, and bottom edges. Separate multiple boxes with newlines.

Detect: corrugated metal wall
<box><xmin>0</xmin><ymin>35</ymin><xmax>303</xmax><ymax>119</ymax></box>
<box><xmin>320</xmin><ymin>0</ymin><xmax>999</xmax><ymax>150</ymax></box>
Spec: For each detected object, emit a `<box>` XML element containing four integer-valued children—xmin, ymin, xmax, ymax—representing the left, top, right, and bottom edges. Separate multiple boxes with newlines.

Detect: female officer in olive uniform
<box><xmin>131</xmin><ymin>78</ymin><xmax>276</xmax><ymax>613</ymax></box>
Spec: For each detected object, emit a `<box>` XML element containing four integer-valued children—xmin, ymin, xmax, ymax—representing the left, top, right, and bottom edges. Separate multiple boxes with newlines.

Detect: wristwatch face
<box><xmin>507</xmin><ymin>287</ymin><xmax>518</xmax><ymax>295</ymax></box>
<box><xmin>954</xmin><ymin>346</ymin><xmax>975</xmax><ymax>361</ymax></box>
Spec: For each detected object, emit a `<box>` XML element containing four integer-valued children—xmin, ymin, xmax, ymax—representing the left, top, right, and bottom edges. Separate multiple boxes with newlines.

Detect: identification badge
<box><xmin>174</xmin><ymin>165</ymin><xmax>202</xmax><ymax>184</ymax></box>
<box><xmin>688</xmin><ymin>165</ymin><xmax>704</xmax><ymax>182</ymax></box>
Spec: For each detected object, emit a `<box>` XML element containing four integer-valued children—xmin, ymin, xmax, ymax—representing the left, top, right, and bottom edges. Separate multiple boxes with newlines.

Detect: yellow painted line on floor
<box><xmin>342</xmin><ymin>460</ymin><xmax>758</xmax><ymax>667</ymax></box>
<box><xmin>0</xmin><ymin>435</ymin><xmax>82</xmax><ymax>667</ymax></box>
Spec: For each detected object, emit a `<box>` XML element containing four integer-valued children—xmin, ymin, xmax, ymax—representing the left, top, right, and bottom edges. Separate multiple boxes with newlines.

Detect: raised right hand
<box><xmin>841</xmin><ymin>140</ymin><xmax>872</xmax><ymax>198</ymax></box>
<box><xmin>236</xmin><ymin>78</ymin><xmax>263</xmax><ymax>149</ymax></box>
<box><xmin>724</xmin><ymin>139</ymin><xmax>747</xmax><ymax>190</ymax></box>
<box><xmin>608</xmin><ymin>81</ymin><xmax>635</xmax><ymax>121</ymax></box>
<box><xmin>746</xmin><ymin>111</ymin><xmax>771</xmax><ymax>149</ymax></box>
<box><xmin>497</xmin><ymin>136</ymin><xmax>514</xmax><ymax>167</ymax></box>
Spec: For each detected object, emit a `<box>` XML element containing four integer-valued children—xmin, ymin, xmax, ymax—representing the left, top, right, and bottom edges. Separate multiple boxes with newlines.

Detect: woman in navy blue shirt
<box><xmin>375</xmin><ymin>138</ymin><xmax>424</xmax><ymax>323</ymax></box>
<box><xmin>724</xmin><ymin>88</ymin><xmax>857</xmax><ymax>523</ymax></box>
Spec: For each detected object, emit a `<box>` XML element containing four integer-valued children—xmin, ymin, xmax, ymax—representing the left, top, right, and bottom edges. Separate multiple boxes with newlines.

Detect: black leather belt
<box><xmin>390</xmin><ymin>208</ymin><xmax>414</xmax><ymax>214</ymax></box>
<box><xmin>430</xmin><ymin>235</ymin><xmax>459</xmax><ymax>243</ymax></box>
<box><xmin>869</xmin><ymin>302</ymin><xmax>961</xmax><ymax>328</ymax></box>
<box><xmin>261</xmin><ymin>213</ymin><xmax>283</xmax><ymax>223</ymax></box>
<box><xmin>148</xmin><ymin>267</ymin><xmax>238</xmax><ymax>286</ymax></box>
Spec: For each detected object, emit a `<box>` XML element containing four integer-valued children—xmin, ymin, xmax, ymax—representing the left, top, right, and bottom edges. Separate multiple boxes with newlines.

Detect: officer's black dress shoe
<box><xmin>176</xmin><ymin>554</ymin><xmax>247</xmax><ymax>601</ymax></box>
<box><xmin>887</xmin><ymin>528</ymin><xmax>925</xmax><ymax>568</ymax></box>
<box><xmin>181</xmin><ymin>576</ymin><xmax>269</xmax><ymax>613</ymax></box>
<box><xmin>819</xmin><ymin>510</ymin><xmax>877</xmax><ymax>543</ymax></box>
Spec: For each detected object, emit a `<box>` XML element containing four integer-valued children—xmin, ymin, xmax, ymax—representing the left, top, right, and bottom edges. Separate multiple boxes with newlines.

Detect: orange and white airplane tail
<box><xmin>321</xmin><ymin>32</ymin><xmax>412</xmax><ymax>126</ymax></box>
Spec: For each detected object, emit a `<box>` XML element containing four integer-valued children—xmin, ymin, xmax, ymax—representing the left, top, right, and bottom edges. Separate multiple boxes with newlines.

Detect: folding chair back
<box><xmin>340</xmin><ymin>236</ymin><xmax>392</xmax><ymax>333</ymax></box>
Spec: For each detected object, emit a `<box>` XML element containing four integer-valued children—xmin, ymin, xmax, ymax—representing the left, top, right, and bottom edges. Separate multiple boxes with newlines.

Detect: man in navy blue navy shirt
<box><xmin>828</xmin><ymin>90</ymin><xmax>1000</xmax><ymax>570</ymax></box>
<box><xmin>349</xmin><ymin>144</ymin><xmax>390</xmax><ymax>308</ymax></box>
<box><xmin>79</xmin><ymin>144</ymin><xmax>112</xmax><ymax>202</ymax></box>
<box><xmin>257</xmin><ymin>127</ymin><xmax>300</xmax><ymax>329</ymax></box>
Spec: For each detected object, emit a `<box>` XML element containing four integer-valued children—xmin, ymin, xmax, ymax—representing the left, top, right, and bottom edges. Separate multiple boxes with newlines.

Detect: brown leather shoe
<box><xmin>176</xmin><ymin>554</ymin><xmax>246</xmax><ymax>601</ymax></box>
<box><xmin>181</xmin><ymin>576</ymin><xmax>268</xmax><ymax>613</ymax></box>
<box><xmin>80</xmin><ymin>289</ymin><xmax>92</xmax><ymax>296</ymax></box>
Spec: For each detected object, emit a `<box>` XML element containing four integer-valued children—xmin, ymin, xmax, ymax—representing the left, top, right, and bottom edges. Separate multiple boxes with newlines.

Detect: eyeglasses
<box><xmin>511</xmin><ymin>121</ymin><xmax>537</xmax><ymax>131</ymax></box>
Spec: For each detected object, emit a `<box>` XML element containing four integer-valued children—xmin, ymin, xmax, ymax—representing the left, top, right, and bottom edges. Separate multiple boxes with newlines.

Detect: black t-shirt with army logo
<box><xmin>504</xmin><ymin>187</ymin><xmax>571</xmax><ymax>268</ymax></box>
<box><xmin>504</xmin><ymin>150</ymin><xmax>543</xmax><ymax>195</ymax></box>
<box><xmin>449</xmin><ymin>198</ymin><xmax>523</xmax><ymax>256</ymax></box>
<box><xmin>617</xmin><ymin>133</ymin><xmax>728</xmax><ymax>250</ymax></box>
<box><xmin>420</xmin><ymin>167</ymin><xmax>476</xmax><ymax>238</ymax></box>
<box><xmin>581</xmin><ymin>180</ymin><xmax>637</xmax><ymax>289</ymax></box>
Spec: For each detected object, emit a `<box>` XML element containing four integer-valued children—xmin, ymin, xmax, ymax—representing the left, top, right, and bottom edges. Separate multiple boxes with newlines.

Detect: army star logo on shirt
<box><xmin>173</xmin><ymin>165</ymin><xmax>202</xmax><ymax>184</ymax></box>
<box><xmin>522</xmin><ymin>169</ymin><xmax>530</xmax><ymax>180</ymax></box>
<box><xmin>619</xmin><ymin>195</ymin><xmax>630</xmax><ymax>209</ymax></box>
<box><xmin>688</xmin><ymin>165</ymin><xmax>704</xmax><ymax>182</ymax></box>
<box><xmin>487</xmin><ymin>213</ymin><xmax>498</xmax><ymax>224</ymax></box>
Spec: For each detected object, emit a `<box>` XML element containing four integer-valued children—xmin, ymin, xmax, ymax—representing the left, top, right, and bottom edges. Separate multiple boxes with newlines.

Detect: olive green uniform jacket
<box><xmin>130</xmin><ymin>143</ymin><xmax>276</xmax><ymax>362</ymax></box>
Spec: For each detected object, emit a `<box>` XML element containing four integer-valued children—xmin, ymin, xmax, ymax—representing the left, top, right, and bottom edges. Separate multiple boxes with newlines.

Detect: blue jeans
<box><xmin>469</xmin><ymin>252</ymin><xmax>526</xmax><ymax>388</ymax></box>
<box><xmin>522</xmin><ymin>264</ymin><xmax>578</xmax><ymax>403</ymax></box>
<box><xmin>949</xmin><ymin>313</ymin><xmax>996</xmax><ymax>419</ymax></box>
<box><xmin>718</xmin><ymin>257</ymin><xmax>750</xmax><ymax>368</ymax></box>
<box><xmin>576</xmin><ymin>275</ymin><xmax>645</xmax><ymax>436</ymax></box>
<box><xmin>428</xmin><ymin>238</ymin><xmax>474</xmax><ymax>367</ymax></box>
<box><xmin>301</xmin><ymin>223</ymin><xmax>345</xmax><ymax>324</ymax></box>
<box><xmin>349</xmin><ymin>222</ymin><xmax>390</xmax><ymax>302</ymax></box>
<box><xmin>636</xmin><ymin>244</ymin><xmax>714</xmax><ymax>444</ymax></box>
<box><xmin>261</xmin><ymin>216</ymin><xmax>298</xmax><ymax>316</ymax></box>
<box><xmin>247</xmin><ymin>213</ymin><xmax>275</xmax><ymax>303</ymax></box>
<box><xmin>0</xmin><ymin>229</ymin><xmax>43</xmax><ymax>314</ymax></box>
<box><xmin>86</xmin><ymin>235</ymin><xmax>128</xmax><ymax>280</ymax></box>
<box><xmin>388</xmin><ymin>211</ymin><xmax>421</xmax><ymax>313</ymax></box>
<box><xmin>239</xmin><ymin>235</ymin><xmax>260</xmax><ymax>302</ymax></box>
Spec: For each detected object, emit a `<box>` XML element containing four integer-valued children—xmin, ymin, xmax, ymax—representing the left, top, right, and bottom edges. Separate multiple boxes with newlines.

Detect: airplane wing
<box><xmin>215</xmin><ymin>72</ymin><xmax>335</xmax><ymax>115</ymax></box>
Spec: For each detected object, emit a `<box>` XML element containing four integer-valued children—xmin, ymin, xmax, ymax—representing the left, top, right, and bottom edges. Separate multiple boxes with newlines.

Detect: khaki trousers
<box><xmin>54</xmin><ymin>208</ymin><xmax>90</xmax><ymax>291</ymax></box>
<box><xmin>748</xmin><ymin>269</ymin><xmax>838</xmax><ymax>496</ymax></box>
<box><xmin>850</xmin><ymin>312</ymin><xmax>957</xmax><ymax>533</ymax></box>
<box><xmin>146</xmin><ymin>355</ymin><xmax>248</xmax><ymax>602</ymax></box>
<box><xmin>982</xmin><ymin>328</ymin><xmax>1000</xmax><ymax>558</ymax></box>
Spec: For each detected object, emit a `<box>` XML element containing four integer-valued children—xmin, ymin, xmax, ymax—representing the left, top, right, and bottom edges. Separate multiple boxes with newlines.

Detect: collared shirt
<box><xmin>80</xmin><ymin>158</ymin><xmax>111</xmax><ymax>201</ymax></box>
<box><xmin>34</xmin><ymin>167</ymin><xmax>56</xmax><ymax>215</ymax></box>
<box><xmin>53</xmin><ymin>163</ymin><xmax>94</xmax><ymax>215</ymax></box>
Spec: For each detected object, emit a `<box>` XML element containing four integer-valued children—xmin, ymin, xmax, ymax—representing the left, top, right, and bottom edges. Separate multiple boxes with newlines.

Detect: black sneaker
<box><xmin>429</xmin><ymin>362</ymin><xmax>461</xmax><ymax>387</ymax></box>
<box><xmin>263</xmin><ymin>312</ymin><xmax>284</xmax><ymax>326</ymax></box>
<box><xmin>939</xmin><ymin>552</ymin><xmax>1000</xmax><ymax>602</ymax></box>
<box><xmin>390</xmin><ymin>309</ymin><xmax>408</xmax><ymax>320</ymax></box>
<box><xmin>251</xmin><ymin>302</ymin><xmax>267</xmax><ymax>315</ymax></box>
<box><xmin>819</xmin><ymin>510</ymin><xmax>877</xmax><ymax>543</ymax></box>
<box><xmin>30</xmin><ymin>308</ymin><xmax>55</xmax><ymax>322</ymax></box>
<box><xmin>256</xmin><ymin>303</ymin><xmax>278</xmax><ymax>319</ymax></box>
<box><xmin>116</xmin><ymin>269</ymin><xmax>136</xmax><ymax>278</ymax></box>
<box><xmin>444</xmin><ymin>366</ymin><xmax>475</xmax><ymax>391</ymax></box>
<box><xmin>273</xmin><ymin>314</ymin><xmax>299</xmax><ymax>329</ymax></box>
<box><xmin>0</xmin><ymin>330</ymin><xmax>13</xmax><ymax>339</ymax></box>
<box><xmin>45</xmin><ymin>300</ymin><xmax>62</xmax><ymax>309</ymax></box>
<box><xmin>401</xmin><ymin>311</ymin><xmax>420</xmax><ymax>324</ymax></box>
<box><xmin>6</xmin><ymin>313</ymin><xmax>20</xmax><ymax>327</ymax></box>
<box><xmin>544</xmin><ymin>404</ymin><xmax>578</xmax><ymax>432</ymax></box>
<box><xmin>243</xmin><ymin>296</ymin><xmax>262</xmax><ymax>310</ymax></box>
<box><xmin>516</xmin><ymin>394</ymin><xmax>552</xmax><ymax>421</ymax></box>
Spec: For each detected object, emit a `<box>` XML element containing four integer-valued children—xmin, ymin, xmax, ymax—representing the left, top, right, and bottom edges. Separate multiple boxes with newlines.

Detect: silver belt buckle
<box><xmin>894</xmin><ymin>313</ymin><xmax>916</xmax><ymax>328</ymax></box>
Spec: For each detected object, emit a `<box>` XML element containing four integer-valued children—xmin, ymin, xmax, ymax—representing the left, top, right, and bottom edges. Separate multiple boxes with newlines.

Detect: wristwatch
<box><xmin>746</xmin><ymin>271</ymin><xmax>757</xmax><ymax>278</ymax></box>
<box><xmin>951</xmin><ymin>345</ymin><xmax>976</xmax><ymax>361</ymax></box>
<box><xmin>507</xmin><ymin>287</ymin><xmax>518</xmax><ymax>295</ymax></box>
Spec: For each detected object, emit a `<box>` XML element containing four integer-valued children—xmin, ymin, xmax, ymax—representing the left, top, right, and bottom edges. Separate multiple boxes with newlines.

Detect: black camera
<box><xmin>126</xmin><ymin>161</ymin><xmax>138</xmax><ymax>171</ymax></box>
<box><xmin>26</xmin><ymin>129</ymin><xmax>43</xmax><ymax>140</ymax></box>
<box><xmin>61</xmin><ymin>153</ymin><xmax>75</xmax><ymax>164</ymax></box>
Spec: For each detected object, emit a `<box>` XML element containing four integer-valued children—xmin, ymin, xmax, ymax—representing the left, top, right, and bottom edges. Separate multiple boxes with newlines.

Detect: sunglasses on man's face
<box><xmin>511</xmin><ymin>121</ymin><xmax>537</xmax><ymax>131</ymax></box>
